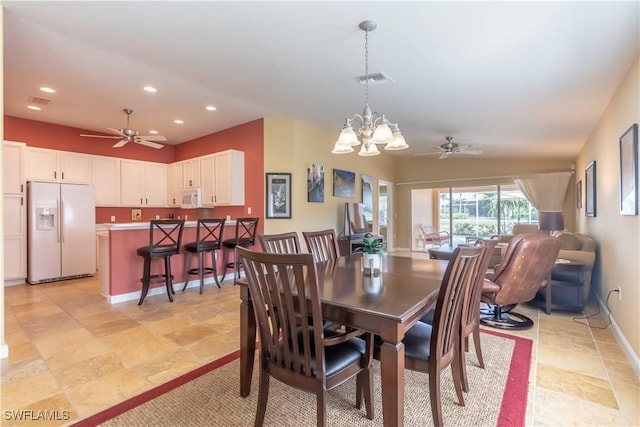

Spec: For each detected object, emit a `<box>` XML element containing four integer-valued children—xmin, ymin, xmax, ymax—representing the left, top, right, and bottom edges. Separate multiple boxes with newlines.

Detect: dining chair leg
<box><xmin>316</xmin><ymin>392</ymin><xmax>327</xmax><ymax>427</ymax></box>
<box><xmin>429</xmin><ymin>371</ymin><xmax>444</xmax><ymax>427</ymax></box>
<box><xmin>255</xmin><ymin>369</ymin><xmax>270</xmax><ymax>427</ymax></box>
<box><xmin>472</xmin><ymin>325</ymin><xmax>484</xmax><ymax>368</ymax></box>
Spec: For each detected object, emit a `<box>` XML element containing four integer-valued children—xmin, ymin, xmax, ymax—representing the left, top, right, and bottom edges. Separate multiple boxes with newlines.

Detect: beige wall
<box><xmin>575</xmin><ymin>55</ymin><xmax>639</xmax><ymax>364</ymax></box>
<box><xmin>393</xmin><ymin>158</ymin><xmax>574</xmax><ymax>250</ymax></box>
<box><xmin>263</xmin><ymin>118</ymin><xmax>396</xmax><ymax>243</ymax></box>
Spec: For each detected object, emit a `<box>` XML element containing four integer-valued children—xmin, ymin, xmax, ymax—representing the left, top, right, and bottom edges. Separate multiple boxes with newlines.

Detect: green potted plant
<box><xmin>357</xmin><ymin>236</ymin><xmax>385</xmax><ymax>274</ymax></box>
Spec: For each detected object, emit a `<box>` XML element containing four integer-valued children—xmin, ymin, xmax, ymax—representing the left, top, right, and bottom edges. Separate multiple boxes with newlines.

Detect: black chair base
<box><xmin>183</xmin><ymin>250</ymin><xmax>221</xmax><ymax>294</ymax></box>
<box><xmin>479</xmin><ymin>304</ymin><xmax>534</xmax><ymax>330</ymax></box>
<box><xmin>138</xmin><ymin>258</ymin><xmax>176</xmax><ymax>306</ymax></box>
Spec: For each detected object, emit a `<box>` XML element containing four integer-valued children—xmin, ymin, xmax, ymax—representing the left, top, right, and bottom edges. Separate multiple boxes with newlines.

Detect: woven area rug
<box><xmin>72</xmin><ymin>329</ymin><xmax>531</xmax><ymax>427</ymax></box>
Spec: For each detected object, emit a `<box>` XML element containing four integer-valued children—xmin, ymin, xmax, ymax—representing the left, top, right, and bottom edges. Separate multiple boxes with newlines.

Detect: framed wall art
<box><xmin>585</xmin><ymin>161</ymin><xmax>596</xmax><ymax>217</ymax></box>
<box><xmin>266</xmin><ymin>172</ymin><xmax>291</xmax><ymax>219</ymax></box>
<box><xmin>307</xmin><ymin>163</ymin><xmax>324</xmax><ymax>203</ymax></box>
<box><xmin>332</xmin><ymin>168</ymin><xmax>356</xmax><ymax>197</ymax></box>
<box><xmin>361</xmin><ymin>174</ymin><xmax>373</xmax><ymax>222</ymax></box>
<box><xmin>619</xmin><ymin>123</ymin><xmax>638</xmax><ymax>215</ymax></box>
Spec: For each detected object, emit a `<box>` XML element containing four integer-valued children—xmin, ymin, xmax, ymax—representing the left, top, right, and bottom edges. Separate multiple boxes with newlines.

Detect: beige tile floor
<box><xmin>1</xmin><ymin>271</ymin><xmax>638</xmax><ymax>426</ymax></box>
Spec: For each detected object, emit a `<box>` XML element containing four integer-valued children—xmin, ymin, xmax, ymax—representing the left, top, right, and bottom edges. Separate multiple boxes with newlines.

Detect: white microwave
<box><xmin>180</xmin><ymin>188</ymin><xmax>202</xmax><ymax>209</ymax></box>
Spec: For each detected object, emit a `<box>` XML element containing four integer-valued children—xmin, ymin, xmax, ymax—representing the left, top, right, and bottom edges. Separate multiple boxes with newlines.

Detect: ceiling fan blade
<box><xmin>112</xmin><ymin>139</ymin><xmax>129</xmax><ymax>148</ymax></box>
<box><xmin>136</xmin><ymin>135</ymin><xmax>167</xmax><ymax>142</ymax></box>
<box><xmin>107</xmin><ymin>127</ymin><xmax>127</xmax><ymax>137</ymax></box>
<box><xmin>439</xmin><ymin>152</ymin><xmax>451</xmax><ymax>159</ymax></box>
<box><xmin>80</xmin><ymin>134</ymin><xmax>122</xmax><ymax>139</ymax></box>
<box><xmin>135</xmin><ymin>139</ymin><xmax>164</xmax><ymax>149</ymax></box>
<box><xmin>460</xmin><ymin>150</ymin><xmax>483</xmax><ymax>155</ymax></box>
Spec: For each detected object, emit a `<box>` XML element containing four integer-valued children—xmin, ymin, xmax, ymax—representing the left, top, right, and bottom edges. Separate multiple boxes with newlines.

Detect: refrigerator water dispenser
<box><xmin>36</xmin><ymin>207</ymin><xmax>57</xmax><ymax>230</ymax></box>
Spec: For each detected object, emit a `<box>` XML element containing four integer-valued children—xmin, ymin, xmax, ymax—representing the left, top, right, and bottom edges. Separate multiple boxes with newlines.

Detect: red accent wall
<box><xmin>5</xmin><ymin>116</ymin><xmax>265</xmax><ymax>231</ymax></box>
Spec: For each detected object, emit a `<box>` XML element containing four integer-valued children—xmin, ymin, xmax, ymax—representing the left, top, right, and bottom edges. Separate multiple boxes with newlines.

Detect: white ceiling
<box><xmin>3</xmin><ymin>1</ymin><xmax>639</xmax><ymax>159</ymax></box>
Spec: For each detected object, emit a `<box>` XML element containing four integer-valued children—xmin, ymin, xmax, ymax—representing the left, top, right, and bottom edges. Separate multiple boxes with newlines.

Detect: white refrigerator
<box><xmin>27</xmin><ymin>182</ymin><xmax>96</xmax><ymax>284</ymax></box>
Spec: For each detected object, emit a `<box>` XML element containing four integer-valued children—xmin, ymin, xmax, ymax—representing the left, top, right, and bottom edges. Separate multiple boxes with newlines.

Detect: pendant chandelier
<box><xmin>332</xmin><ymin>20</ymin><xmax>408</xmax><ymax>156</ymax></box>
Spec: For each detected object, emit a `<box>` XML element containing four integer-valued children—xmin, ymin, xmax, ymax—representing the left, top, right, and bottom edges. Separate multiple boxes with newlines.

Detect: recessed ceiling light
<box><xmin>27</xmin><ymin>105</ymin><xmax>41</xmax><ymax>111</ymax></box>
<box><xmin>40</xmin><ymin>87</ymin><xmax>55</xmax><ymax>93</ymax></box>
<box><xmin>174</xmin><ymin>119</ymin><xmax>184</xmax><ymax>124</ymax></box>
<box><xmin>149</xmin><ymin>130</ymin><xmax>159</xmax><ymax>134</ymax></box>
<box><xmin>206</xmin><ymin>105</ymin><xmax>217</xmax><ymax>111</ymax></box>
<box><xmin>143</xmin><ymin>86</ymin><xmax>157</xmax><ymax>93</ymax></box>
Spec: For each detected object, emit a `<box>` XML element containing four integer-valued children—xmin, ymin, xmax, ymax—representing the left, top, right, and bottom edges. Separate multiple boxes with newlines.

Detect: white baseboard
<box><xmin>596</xmin><ymin>294</ymin><xmax>640</xmax><ymax>379</ymax></box>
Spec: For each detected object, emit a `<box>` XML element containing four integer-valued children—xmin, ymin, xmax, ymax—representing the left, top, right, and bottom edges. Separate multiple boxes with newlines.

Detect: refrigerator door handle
<box><xmin>58</xmin><ymin>198</ymin><xmax>64</xmax><ymax>243</ymax></box>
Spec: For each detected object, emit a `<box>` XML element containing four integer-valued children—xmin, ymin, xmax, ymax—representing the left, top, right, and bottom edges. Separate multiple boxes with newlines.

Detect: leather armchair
<box><xmin>480</xmin><ymin>233</ymin><xmax>561</xmax><ymax>330</ymax></box>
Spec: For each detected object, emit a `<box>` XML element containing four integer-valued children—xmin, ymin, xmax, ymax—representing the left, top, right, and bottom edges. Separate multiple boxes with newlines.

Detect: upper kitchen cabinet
<box><xmin>201</xmin><ymin>149</ymin><xmax>245</xmax><ymax>206</ymax></box>
<box><xmin>91</xmin><ymin>155</ymin><xmax>121</xmax><ymax>206</ymax></box>
<box><xmin>3</xmin><ymin>140</ymin><xmax>27</xmax><ymax>282</ymax></box>
<box><xmin>120</xmin><ymin>159</ymin><xmax>167</xmax><ymax>207</ymax></box>
<box><xmin>182</xmin><ymin>158</ymin><xmax>201</xmax><ymax>189</ymax></box>
<box><xmin>26</xmin><ymin>147</ymin><xmax>91</xmax><ymax>184</ymax></box>
<box><xmin>166</xmin><ymin>162</ymin><xmax>181</xmax><ymax>207</ymax></box>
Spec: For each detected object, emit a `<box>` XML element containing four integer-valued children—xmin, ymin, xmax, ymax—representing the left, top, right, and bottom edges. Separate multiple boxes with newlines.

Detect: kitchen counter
<box><xmin>99</xmin><ymin>219</ymin><xmax>241</xmax><ymax>303</ymax></box>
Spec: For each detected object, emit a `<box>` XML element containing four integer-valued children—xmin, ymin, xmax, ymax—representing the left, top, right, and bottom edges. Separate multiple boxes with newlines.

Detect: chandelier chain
<box><xmin>364</xmin><ymin>28</ymin><xmax>369</xmax><ymax>105</ymax></box>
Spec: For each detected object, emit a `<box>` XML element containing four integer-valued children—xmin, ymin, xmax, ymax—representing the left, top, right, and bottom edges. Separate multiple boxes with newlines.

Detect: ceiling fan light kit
<box><xmin>332</xmin><ymin>20</ymin><xmax>408</xmax><ymax>157</ymax></box>
<box><xmin>80</xmin><ymin>108</ymin><xmax>167</xmax><ymax>149</ymax></box>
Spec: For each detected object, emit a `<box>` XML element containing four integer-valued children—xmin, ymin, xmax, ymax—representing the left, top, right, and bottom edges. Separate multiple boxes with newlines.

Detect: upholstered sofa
<box><xmin>496</xmin><ymin>226</ymin><xmax>596</xmax><ymax>302</ymax></box>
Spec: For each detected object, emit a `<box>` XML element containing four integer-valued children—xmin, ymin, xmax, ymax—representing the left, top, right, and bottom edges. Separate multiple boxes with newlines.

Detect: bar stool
<box><xmin>221</xmin><ymin>217</ymin><xmax>259</xmax><ymax>282</ymax></box>
<box><xmin>136</xmin><ymin>219</ymin><xmax>185</xmax><ymax>305</ymax></box>
<box><xmin>182</xmin><ymin>218</ymin><xmax>225</xmax><ymax>294</ymax></box>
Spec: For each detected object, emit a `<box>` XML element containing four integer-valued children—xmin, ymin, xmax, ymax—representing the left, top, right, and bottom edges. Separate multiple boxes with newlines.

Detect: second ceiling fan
<box><xmin>80</xmin><ymin>108</ymin><xmax>166</xmax><ymax>149</ymax></box>
<box><xmin>415</xmin><ymin>136</ymin><xmax>483</xmax><ymax>159</ymax></box>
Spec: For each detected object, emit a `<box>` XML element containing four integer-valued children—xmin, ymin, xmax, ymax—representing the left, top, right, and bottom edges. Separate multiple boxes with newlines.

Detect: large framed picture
<box><xmin>332</xmin><ymin>168</ymin><xmax>356</xmax><ymax>197</ymax></box>
<box><xmin>619</xmin><ymin>123</ymin><xmax>638</xmax><ymax>215</ymax></box>
<box><xmin>266</xmin><ymin>173</ymin><xmax>291</xmax><ymax>219</ymax></box>
<box><xmin>585</xmin><ymin>161</ymin><xmax>596</xmax><ymax>217</ymax></box>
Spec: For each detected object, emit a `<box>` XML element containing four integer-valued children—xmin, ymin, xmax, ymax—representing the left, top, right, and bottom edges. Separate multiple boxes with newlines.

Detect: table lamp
<box><xmin>539</xmin><ymin>211</ymin><xmax>564</xmax><ymax>234</ymax></box>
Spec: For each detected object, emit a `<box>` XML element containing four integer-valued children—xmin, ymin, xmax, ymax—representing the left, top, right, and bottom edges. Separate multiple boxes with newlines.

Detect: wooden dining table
<box><xmin>238</xmin><ymin>253</ymin><xmax>448</xmax><ymax>427</ymax></box>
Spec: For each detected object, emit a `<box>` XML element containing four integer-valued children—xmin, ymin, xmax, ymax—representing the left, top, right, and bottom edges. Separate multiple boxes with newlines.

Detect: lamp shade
<box><xmin>539</xmin><ymin>211</ymin><xmax>564</xmax><ymax>231</ymax></box>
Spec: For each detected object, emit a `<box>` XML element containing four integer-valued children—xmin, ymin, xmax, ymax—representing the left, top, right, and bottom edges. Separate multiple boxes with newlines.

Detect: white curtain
<box><xmin>514</xmin><ymin>172</ymin><xmax>573</xmax><ymax>211</ymax></box>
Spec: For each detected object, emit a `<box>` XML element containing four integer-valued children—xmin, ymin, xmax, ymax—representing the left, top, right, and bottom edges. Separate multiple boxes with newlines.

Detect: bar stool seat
<box><xmin>222</xmin><ymin>217</ymin><xmax>259</xmax><ymax>282</ymax></box>
<box><xmin>136</xmin><ymin>219</ymin><xmax>185</xmax><ymax>305</ymax></box>
<box><xmin>183</xmin><ymin>218</ymin><xmax>225</xmax><ymax>294</ymax></box>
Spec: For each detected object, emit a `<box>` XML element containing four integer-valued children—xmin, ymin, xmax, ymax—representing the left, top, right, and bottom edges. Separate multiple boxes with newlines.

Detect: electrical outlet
<box><xmin>617</xmin><ymin>286</ymin><xmax>622</xmax><ymax>301</ymax></box>
<box><xmin>248</xmin><ymin>207</ymin><xmax>252</xmax><ymax>214</ymax></box>
<box><xmin>110</xmin><ymin>215</ymin><xmax>116</xmax><ymax>222</ymax></box>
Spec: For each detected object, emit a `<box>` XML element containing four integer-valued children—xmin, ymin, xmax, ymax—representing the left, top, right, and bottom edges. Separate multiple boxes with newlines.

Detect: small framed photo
<box><xmin>619</xmin><ymin>123</ymin><xmax>638</xmax><ymax>215</ymax></box>
<box><xmin>131</xmin><ymin>209</ymin><xmax>142</xmax><ymax>221</ymax></box>
<box><xmin>266</xmin><ymin>173</ymin><xmax>291</xmax><ymax>219</ymax></box>
<box><xmin>585</xmin><ymin>161</ymin><xmax>596</xmax><ymax>217</ymax></box>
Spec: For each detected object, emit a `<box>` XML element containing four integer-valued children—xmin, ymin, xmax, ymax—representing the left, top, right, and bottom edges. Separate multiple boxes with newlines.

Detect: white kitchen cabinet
<box><xmin>91</xmin><ymin>155</ymin><xmax>121</xmax><ymax>206</ymax></box>
<box><xmin>201</xmin><ymin>149</ymin><xmax>244</xmax><ymax>206</ymax></box>
<box><xmin>167</xmin><ymin>162</ymin><xmax>181</xmax><ymax>207</ymax></box>
<box><xmin>26</xmin><ymin>147</ymin><xmax>91</xmax><ymax>184</ymax></box>
<box><xmin>120</xmin><ymin>159</ymin><xmax>167</xmax><ymax>207</ymax></box>
<box><xmin>3</xmin><ymin>140</ymin><xmax>27</xmax><ymax>282</ymax></box>
<box><xmin>182</xmin><ymin>158</ymin><xmax>201</xmax><ymax>189</ymax></box>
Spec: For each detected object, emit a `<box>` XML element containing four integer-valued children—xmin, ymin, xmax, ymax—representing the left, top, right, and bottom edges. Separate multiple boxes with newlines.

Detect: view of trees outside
<box><xmin>438</xmin><ymin>184</ymin><xmax>536</xmax><ymax>244</ymax></box>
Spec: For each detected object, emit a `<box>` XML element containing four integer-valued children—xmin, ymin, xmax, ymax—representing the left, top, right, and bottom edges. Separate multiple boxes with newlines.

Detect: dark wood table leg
<box><xmin>545</xmin><ymin>274</ymin><xmax>552</xmax><ymax>315</ymax></box>
<box><xmin>240</xmin><ymin>285</ymin><xmax>256</xmax><ymax>397</ymax></box>
<box><xmin>379</xmin><ymin>337</ymin><xmax>404</xmax><ymax>427</ymax></box>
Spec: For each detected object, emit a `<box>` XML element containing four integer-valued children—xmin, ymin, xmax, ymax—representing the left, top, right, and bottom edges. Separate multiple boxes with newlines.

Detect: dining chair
<box><xmin>376</xmin><ymin>245</ymin><xmax>483</xmax><ymax>427</ymax></box>
<box><xmin>236</xmin><ymin>246</ymin><xmax>374</xmax><ymax>427</ymax></box>
<box><xmin>182</xmin><ymin>218</ymin><xmax>225</xmax><ymax>294</ymax></box>
<box><xmin>302</xmin><ymin>229</ymin><xmax>341</xmax><ymax>262</ymax></box>
<box><xmin>221</xmin><ymin>217</ymin><xmax>259</xmax><ymax>282</ymax></box>
<box><xmin>136</xmin><ymin>219</ymin><xmax>185</xmax><ymax>305</ymax></box>
<box><xmin>258</xmin><ymin>231</ymin><xmax>301</xmax><ymax>254</ymax></box>
<box><xmin>420</xmin><ymin>238</ymin><xmax>497</xmax><ymax>393</ymax></box>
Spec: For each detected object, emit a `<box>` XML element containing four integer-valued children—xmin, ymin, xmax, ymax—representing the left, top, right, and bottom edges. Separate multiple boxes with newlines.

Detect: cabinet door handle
<box><xmin>61</xmin><ymin>172</ymin><xmax>65</xmax><ymax>180</ymax></box>
<box><xmin>140</xmin><ymin>198</ymin><xmax>143</xmax><ymax>205</ymax></box>
<box><xmin>54</xmin><ymin>171</ymin><xmax>57</xmax><ymax>179</ymax></box>
<box><xmin>145</xmin><ymin>198</ymin><xmax>148</xmax><ymax>205</ymax></box>
<box><xmin>21</xmin><ymin>184</ymin><xmax>24</xmax><ymax>193</ymax></box>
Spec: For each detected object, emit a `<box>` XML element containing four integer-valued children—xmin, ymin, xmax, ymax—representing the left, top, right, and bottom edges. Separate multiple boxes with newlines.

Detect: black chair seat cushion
<box><xmin>374</xmin><ymin>321</ymin><xmax>433</xmax><ymax>362</ymax></box>
<box><xmin>222</xmin><ymin>238</ymin><xmax>254</xmax><ymax>248</ymax></box>
<box><xmin>136</xmin><ymin>244</ymin><xmax>180</xmax><ymax>257</ymax></box>
<box><xmin>274</xmin><ymin>328</ymin><xmax>366</xmax><ymax>377</ymax></box>
<box><xmin>185</xmin><ymin>241</ymin><xmax>221</xmax><ymax>252</ymax></box>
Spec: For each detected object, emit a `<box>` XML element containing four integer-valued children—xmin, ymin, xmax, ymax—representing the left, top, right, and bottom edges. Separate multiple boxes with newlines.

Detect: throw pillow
<box><xmin>557</xmin><ymin>233</ymin><xmax>582</xmax><ymax>250</ymax></box>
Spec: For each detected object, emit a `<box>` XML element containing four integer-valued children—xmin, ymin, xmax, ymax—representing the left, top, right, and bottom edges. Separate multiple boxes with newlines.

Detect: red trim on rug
<box><xmin>71</xmin><ymin>333</ymin><xmax>532</xmax><ymax>426</ymax></box>
<box><xmin>70</xmin><ymin>349</ymin><xmax>241</xmax><ymax>427</ymax></box>
<box><xmin>481</xmin><ymin>328</ymin><xmax>533</xmax><ymax>427</ymax></box>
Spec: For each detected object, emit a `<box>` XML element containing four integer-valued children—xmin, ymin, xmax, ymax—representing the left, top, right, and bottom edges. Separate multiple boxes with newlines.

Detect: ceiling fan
<box><xmin>80</xmin><ymin>108</ymin><xmax>166</xmax><ymax>149</ymax></box>
<box><xmin>415</xmin><ymin>136</ymin><xmax>483</xmax><ymax>159</ymax></box>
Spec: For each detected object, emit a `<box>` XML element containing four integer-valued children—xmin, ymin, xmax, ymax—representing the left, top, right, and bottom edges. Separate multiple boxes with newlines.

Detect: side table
<box><xmin>531</xmin><ymin>260</ymin><xmax>585</xmax><ymax>314</ymax></box>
